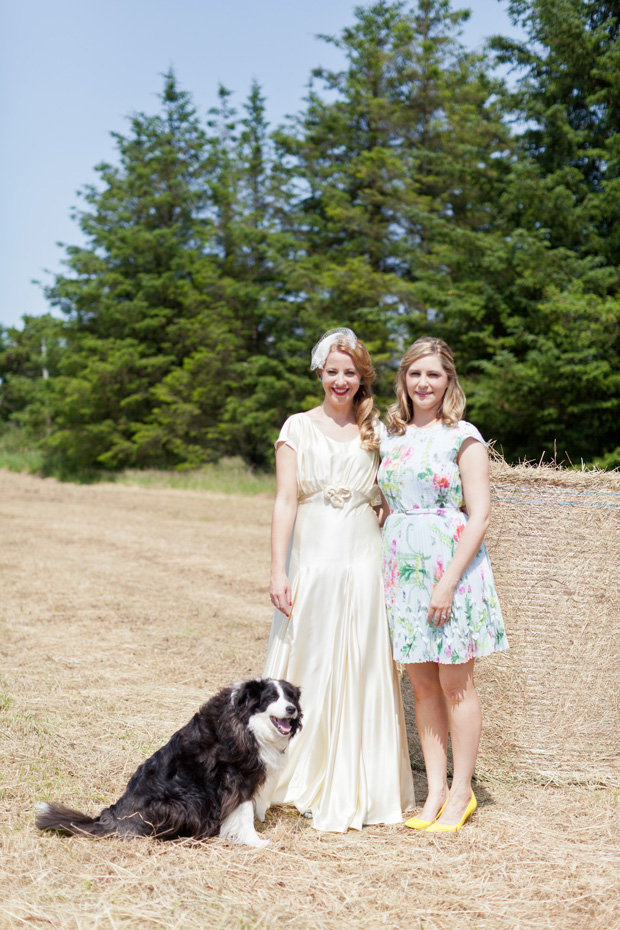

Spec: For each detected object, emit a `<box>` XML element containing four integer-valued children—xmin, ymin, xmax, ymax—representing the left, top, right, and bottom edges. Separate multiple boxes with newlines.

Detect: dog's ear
<box><xmin>232</xmin><ymin>678</ymin><xmax>264</xmax><ymax>715</ymax></box>
<box><xmin>281</xmin><ymin>680</ymin><xmax>301</xmax><ymax>706</ymax></box>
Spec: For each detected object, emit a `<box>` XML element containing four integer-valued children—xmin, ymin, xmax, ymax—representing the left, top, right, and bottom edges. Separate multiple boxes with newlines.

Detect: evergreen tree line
<box><xmin>1</xmin><ymin>0</ymin><xmax>619</xmax><ymax>474</ymax></box>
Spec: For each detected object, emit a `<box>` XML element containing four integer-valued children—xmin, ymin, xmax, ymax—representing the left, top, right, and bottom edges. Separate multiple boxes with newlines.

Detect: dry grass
<box><xmin>1</xmin><ymin>468</ymin><xmax>619</xmax><ymax>930</ymax></box>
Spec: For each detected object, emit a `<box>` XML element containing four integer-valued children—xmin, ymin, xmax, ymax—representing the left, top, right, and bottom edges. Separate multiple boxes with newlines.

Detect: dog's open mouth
<box><xmin>270</xmin><ymin>716</ymin><xmax>293</xmax><ymax>735</ymax></box>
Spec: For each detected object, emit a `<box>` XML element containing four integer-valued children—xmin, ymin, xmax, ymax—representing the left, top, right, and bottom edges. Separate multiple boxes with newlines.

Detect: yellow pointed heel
<box><xmin>404</xmin><ymin>799</ymin><xmax>447</xmax><ymax>830</ymax></box>
<box><xmin>425</xmin><ymin>792</ymin><xmax>477</xmax><ymax>833</ymax></box>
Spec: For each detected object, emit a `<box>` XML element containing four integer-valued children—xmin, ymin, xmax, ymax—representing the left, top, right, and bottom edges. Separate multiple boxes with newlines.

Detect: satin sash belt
<box><xmin>394</xmin><ymin>508</ymin><xmax>462</xmax><ymax>517</ymax></box>
<box><xmin>298</xmin><ymin>486</ymin><xmax>374</xmax><ymax>509</ymax></box>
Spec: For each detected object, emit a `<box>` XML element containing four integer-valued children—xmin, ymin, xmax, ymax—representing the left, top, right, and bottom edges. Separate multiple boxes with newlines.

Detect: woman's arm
<box><xmin>269</xmin><ymin>442</ymin><xmax>298</xmax><ymax>617</ymax></box>
<box><xmin>428</xmin><ymin>438</ymin><xmax>491</xmax><ymax>626</ymax></box>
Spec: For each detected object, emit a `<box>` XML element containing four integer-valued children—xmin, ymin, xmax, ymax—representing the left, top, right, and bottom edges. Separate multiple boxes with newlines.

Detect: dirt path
<box><xmin>1</xmin><ymin>470</ymin><xmax>618</xmax><ymax>930</ymax></box>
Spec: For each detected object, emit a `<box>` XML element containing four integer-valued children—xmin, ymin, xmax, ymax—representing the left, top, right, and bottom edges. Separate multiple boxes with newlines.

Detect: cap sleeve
<box><xmin>373</xmin><ymin>418</ymin><xmax>387</xmax><ymax>443</ymax></box>
<box><xmin>275</xmin><ymin>414</ymin><xmax>302</xmax><ymax>453</ymax></box>
<box><xmin>457</xmin><ymin>420</ymin><xmax>486</xmax><ymax>450</ymax></box>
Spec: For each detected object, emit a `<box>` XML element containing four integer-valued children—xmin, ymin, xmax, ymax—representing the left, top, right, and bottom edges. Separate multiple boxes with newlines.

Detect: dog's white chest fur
<box><xmin>219</xmin><ymin>681</ymin><xmax>299</xmax><ymax>848</ymax></box>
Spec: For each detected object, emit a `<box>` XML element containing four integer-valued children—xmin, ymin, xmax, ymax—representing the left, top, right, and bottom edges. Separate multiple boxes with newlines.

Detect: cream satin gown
<box><xmin>263</xmin><ymin>413</ymin><xmax>414</xmax><ymax>832</ymax></box>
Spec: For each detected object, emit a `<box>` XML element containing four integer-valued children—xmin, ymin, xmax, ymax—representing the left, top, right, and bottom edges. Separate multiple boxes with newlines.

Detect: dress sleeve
<box><xmin>274</xmin><ymin>414</ymin><xmax>301</xmax><ymax>452</ymax></box>
<box><xmin>373</xmin><ymin>418</ymin><xmax>387</xmax><ymax>445</ymax></box>
<box><xmin>457</xmin><ymin>420</ymin><xmax>486</xmax><ymax>450</ymax></box>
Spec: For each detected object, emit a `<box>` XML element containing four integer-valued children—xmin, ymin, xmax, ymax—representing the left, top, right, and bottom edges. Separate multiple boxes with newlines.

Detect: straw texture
<box><xmin>1</xmin><ymin>468</ymin><xmax>619</xmax><ymax>930</ymax></box>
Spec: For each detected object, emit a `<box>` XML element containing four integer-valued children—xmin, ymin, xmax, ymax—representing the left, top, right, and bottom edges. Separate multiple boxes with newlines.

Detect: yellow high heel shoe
<box><xmin>404</xmin><ymin>799</ymin><xmax>447</xmax><ymax>830</ymax></box>
<box><xmin>425</xmin><ymin>792</ymin><xmax>477</xmax><ymax>833</ymax></box>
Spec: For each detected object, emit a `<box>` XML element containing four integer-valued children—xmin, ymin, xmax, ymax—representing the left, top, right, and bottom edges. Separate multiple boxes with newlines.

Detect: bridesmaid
<box><xmin>378</xmin><ymin>337</ymin><xmax>508</xmax><ymax>832</ymax></box>
<box><xmin>263</xmin><ymin>328</ymin><xmax>414</xmax><ymax>832</ymax></box>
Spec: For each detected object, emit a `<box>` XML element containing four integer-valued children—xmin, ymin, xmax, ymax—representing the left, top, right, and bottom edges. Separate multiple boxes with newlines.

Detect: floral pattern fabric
<box><xmin>377</xmin><ymin>420</ymin><xmax>509</xmax><ymax>664</ymax></box>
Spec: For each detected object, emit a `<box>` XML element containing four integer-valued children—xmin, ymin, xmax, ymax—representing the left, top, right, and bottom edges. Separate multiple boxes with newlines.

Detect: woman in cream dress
<box><xmin>263</xmin><ymin>328</ymin><xmax>414</xmax><ymax>833</ymax></box>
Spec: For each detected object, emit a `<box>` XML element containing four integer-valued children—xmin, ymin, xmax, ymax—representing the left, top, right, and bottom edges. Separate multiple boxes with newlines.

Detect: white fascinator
<box><xmin>310</xmin><ymin>327</ymin><xmax>358</xmax><ymax>371</ymax></box>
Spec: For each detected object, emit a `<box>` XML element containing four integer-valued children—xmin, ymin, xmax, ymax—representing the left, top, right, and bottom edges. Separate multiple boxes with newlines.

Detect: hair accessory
<box><xmin>310</xmin><ymin>327</ymin><xmax>357</xmax><ymax>371</ymax></box>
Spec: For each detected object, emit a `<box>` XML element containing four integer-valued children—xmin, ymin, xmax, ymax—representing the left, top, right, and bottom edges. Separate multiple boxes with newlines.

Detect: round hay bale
<box><xmin>400</xmin><ymin>459</ymin><xmax>620</xmax><ymax>787</ymax></box>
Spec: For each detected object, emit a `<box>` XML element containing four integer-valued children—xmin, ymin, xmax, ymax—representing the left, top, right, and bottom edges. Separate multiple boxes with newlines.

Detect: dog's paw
<box><xmin>249</xmin><ymin>836</ymin><xmax>271</xmax><ymax>849</ymax></box>
<box><xmin>255</xmin><ymin>807</ymin><xmax>267</xmax><ymax>823</ymax></box>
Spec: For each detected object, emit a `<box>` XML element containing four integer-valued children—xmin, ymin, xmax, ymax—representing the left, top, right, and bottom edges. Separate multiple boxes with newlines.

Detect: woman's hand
<box><xmin>270</xmin><ymin>570</ymin><xmax>292</xmax><ymax>617</ymax></box>
<box><xmin>426</xmin><ymin>438</ymin><xmax>491</xmax><ymax>628</ymax></box>
<box><xmin>373</xmin><ymin>486</ymin><xmax>390</xmax><ymax>527</ymax></box>
<box><xmin>427</xmin><ymin>576</ymin><xmax>456</xmax><ymax>627</ymax></box>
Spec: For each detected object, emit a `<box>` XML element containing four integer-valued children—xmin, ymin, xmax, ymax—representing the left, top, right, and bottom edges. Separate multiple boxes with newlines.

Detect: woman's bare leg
<box><xmin>406</xmin><ymin>662</ymin><xmax>449</xmax><ymax>822</ymax></box>
<box><xmin>435</xmin><ymin>659</ymin><xmax>481</xmax><ymax>825</ymax></box>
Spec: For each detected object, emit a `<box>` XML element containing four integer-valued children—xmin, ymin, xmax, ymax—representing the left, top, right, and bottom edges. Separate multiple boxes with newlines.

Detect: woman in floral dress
<box><xmin>377</xmin><ymin>337</ymin><xmax>508</xmax><ymax>833</ymax></box>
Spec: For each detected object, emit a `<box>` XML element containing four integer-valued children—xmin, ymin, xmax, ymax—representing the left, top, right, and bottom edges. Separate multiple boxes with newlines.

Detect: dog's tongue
<box><xmin>272</xmin><ymin>716</ymin><xmax>292</xmax><ymax>734</ymax></box>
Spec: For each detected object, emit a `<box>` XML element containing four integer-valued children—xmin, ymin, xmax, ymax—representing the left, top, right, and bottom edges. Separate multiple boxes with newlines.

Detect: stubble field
<box><xmin>0</xmin><ymin>469</ymin><xmax>618</xmax><ymax>930</ymax></box>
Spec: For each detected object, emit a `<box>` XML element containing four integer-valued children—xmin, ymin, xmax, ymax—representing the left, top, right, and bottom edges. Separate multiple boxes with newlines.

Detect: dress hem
<box><xmin>393</xmin><ymin>643</ymin><xmax>509</xmax><ymax>665</ymax></box>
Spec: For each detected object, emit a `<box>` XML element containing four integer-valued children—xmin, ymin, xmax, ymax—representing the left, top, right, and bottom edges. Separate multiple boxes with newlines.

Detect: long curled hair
<box><xmin>319</xmin><ymin>337</ymin><xmax>380</xmax><ymax>451</ymax></box>
<box><xmin>386</xmin><ymin>337</ymin><xmax>466</xmax><ymax>435</ymax></box>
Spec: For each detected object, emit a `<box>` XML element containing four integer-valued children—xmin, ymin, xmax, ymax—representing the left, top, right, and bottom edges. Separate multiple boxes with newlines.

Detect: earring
<box><xmin>319</xmin><ymin>376</ymin><xmax>322</xmax><ymax>382</ymax></box>
<box><xmin>360</xmin><ymin>380</ymin><xmax>364</xmax><ymax>385</ymax></box>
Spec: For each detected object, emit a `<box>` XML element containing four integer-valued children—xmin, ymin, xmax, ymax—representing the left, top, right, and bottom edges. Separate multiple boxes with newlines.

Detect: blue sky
<box><xmin>0</xmin><ymin>0</ymin><xmax>522</xmax><ymax>330</ymax></box>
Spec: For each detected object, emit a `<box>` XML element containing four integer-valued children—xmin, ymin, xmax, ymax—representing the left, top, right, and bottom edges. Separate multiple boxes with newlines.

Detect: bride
<box><xmin>263</xmin><ymin>328</ymin><xmax>414</xmax><ymax>832</ymax></box>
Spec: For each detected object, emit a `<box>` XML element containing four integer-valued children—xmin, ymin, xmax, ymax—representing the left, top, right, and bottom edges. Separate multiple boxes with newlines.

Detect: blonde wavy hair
<box><xmin>318</xmin><ymin>337</ymin><xmax>380</xmax><ymax>451</ymax></box>
<box><xmin>386</xmin><ymin>337</ymin><xmax>466</xmax><ymax>435</ymax></box>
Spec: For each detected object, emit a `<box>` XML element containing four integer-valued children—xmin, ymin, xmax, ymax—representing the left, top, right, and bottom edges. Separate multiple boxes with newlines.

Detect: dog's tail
<box><xmin>34</xmin><ymin>801</ymin><xmax>112</xmax><ymax>837</ymax></box>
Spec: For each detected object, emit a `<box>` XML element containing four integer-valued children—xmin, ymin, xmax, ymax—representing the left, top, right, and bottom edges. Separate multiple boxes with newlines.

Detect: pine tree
<box><xmin>274</xmin><ymin>0</ymin><xmax>515</xmax><ymax>401</ymax></box>
<box><xmin>470</xmin><ymin>0</ymin><xmax>620</xmax><ymax>463</ymax></box>
<box><xmin>0</xmin><ymin>314</ymin><xmax>63</xmax><ymax>437</ymax></box>
<box><xmin>201</xmin><ymin>82</ymin><xmax>312</xmax><ymax>466</ymax></box>
<box><xmin>493</xmin><ymin>0</ymin><xmax>620</xmax><ymax>265</ymax></box>
<box><xmin>45</xmin><ymin>70</ymin><xmax>234</xmax><ymax>472</ymax></box>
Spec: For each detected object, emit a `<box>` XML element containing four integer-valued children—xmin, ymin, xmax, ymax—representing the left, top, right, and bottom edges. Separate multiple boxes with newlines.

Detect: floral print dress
<box><xmin>377</xmin><ymin>421</ymin><xmax>508</xmax><ymax>664</ymax></box>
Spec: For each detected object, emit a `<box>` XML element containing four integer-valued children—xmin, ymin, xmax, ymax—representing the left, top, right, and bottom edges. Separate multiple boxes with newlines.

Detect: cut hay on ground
<box><xmin>0</xmin><ymin>467</ymin><xmax>619</xmax><ymax>930</ymax></box>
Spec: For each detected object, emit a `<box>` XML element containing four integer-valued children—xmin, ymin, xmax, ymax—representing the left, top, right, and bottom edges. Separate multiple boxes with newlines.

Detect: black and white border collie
<box><xmin>35</xmin><ymin>678</ymin><xmax>302</xmax><ymax>848</ymax></box>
